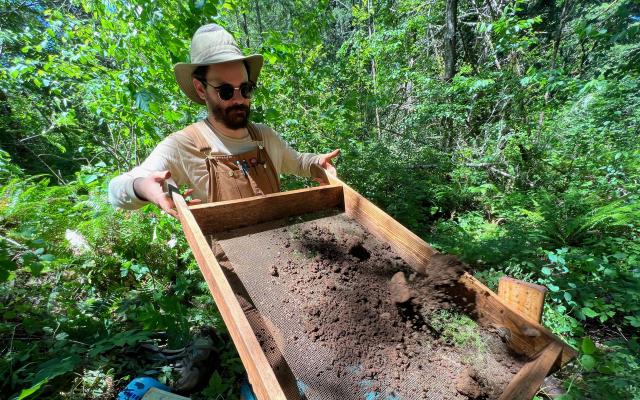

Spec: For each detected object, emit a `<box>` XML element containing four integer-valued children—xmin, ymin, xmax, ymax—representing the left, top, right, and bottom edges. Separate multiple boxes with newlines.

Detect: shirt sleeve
<box><xmin>259</xmin><ymin>124</ymin><xmax>322</xmax><ymax>177</ymax></box>
<box><xmin>108</xmin><ymin>134</ymin><xmax>183</xmax><ymax>210</ymax></box>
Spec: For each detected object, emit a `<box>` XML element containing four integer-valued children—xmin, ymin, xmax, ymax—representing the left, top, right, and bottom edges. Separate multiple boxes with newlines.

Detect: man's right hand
<box><xmin>133</xmin><ymin>170</ymin><xmax>201</xmax><ymax>218</ymax></box>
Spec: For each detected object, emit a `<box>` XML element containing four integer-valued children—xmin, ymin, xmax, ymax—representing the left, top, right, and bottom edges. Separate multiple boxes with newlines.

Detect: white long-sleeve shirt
<box><xmin>108</xmin><ymin>121</ymin><xmax>321</xmax><ymax>209</ymax></box>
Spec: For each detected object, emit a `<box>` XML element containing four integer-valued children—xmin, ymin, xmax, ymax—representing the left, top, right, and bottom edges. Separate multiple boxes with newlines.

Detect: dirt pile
<box><xmin>455</xmin><ymin>367</ymin><xmax>489</xmax><ymax>399</ymax></box>
<box><xmin>217</xmin><ymin>213</ymin><xmax>524</xmax><ymax>399</ymax></box>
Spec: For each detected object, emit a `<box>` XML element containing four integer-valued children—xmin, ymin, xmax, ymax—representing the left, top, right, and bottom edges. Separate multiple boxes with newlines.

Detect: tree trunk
<box><xmin>255</xmin><ymin>0</ymin><xmax>263</xmax><ymax>39</ymax></box>
<box><xmin>444</xmin><ymin>0</ymin><xmax>458</xmax><ymax>81</ymax></box>
<box><xmin>536</xmin><ymin>0</ymin><xmax>573</xmax><ymax>141</ymax></box>
<box><xmin>242</xmin><ymin>12</ymin><xmax>251</xmax><ymax>48</ymax></box>
<box><xmin>367</xmin><ymin>0</ymin><xmax>381</xmax><ymax>139</ymax></box>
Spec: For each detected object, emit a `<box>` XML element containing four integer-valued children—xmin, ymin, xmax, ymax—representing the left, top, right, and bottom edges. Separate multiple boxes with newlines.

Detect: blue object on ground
<box><xmin>297</xmin><ymin>379</ymin><xmax>309</xmax><ymax>397</ymax></box>
<box><xmin>240</xmin><ymin>380</ymin><xmax>257</xmax><ymax>400</ymax></box>
<box><xmin>240</xmin><ymin>378</ymin><xmax>309</xmax><ymax>399</ymax></box>
<box><xmin>117</xmin><ymin>376</ymin><xmax>172</xmax><ymax>400</ymax></box>
<box><xmin>360</xmin><ymin>376</ymin><xmax>401</xmax><ymax>400</ymax></box>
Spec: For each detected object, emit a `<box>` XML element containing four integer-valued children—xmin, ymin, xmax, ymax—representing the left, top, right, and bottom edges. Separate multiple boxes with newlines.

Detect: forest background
<box><xmin>1</xmin><ymin>0</ymin><xmax>639</xmax><ymax>398</ymax></box>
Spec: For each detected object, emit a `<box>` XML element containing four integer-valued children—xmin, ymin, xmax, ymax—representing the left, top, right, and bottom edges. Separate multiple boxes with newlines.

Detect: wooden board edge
<box><xmin>329</xmin><ymin>175</ymin><xmax>437</xmax><ymax>271</ymax></box>
<box><xmin>187</xmin><ymin>184</ymin><xmax>343</xmax><ymax>211</ymax></box>
<box><xmin>460</xmin><ymin>273</ymin><xmax>578</xmax><ymax>366</ymax></box>
<box><xmin>499</xmin><ymin>276</ymin><xmax>548</xmax><ymax>293</ymax></box>
<box><xmin>499</xmin><ymin>341</ymin><xmax>563</xmax><ymax>400</ymax></box>
<box><xmin>189</xmin><ymin>184</ymin><xmax>344</xmax><ymax>235</ymax></box>
<box><xmin>171</xmin><ymin>190</ymin><xmax>287</xmax><ymax>400</ymax></box>
<box><xmin>498</xmin><ymin>276</ymin><xmax>547</xmax><ymax>324</ymax></box>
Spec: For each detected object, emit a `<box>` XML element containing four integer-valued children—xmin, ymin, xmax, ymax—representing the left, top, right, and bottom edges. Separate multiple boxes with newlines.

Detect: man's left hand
<box><xmin>314</xmin><ymin>149</ymin><xmax>341</xmax><ymax>184</ymax></box>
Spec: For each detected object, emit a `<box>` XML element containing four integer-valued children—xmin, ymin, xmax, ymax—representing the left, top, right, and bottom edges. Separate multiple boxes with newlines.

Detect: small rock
<box><xmin>389</xmin><ymin>271</ymin><xmax>414</xmax><ymax>304</ymax></box>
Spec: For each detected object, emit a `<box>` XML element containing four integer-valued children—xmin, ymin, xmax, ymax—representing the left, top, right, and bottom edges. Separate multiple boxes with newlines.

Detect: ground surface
<box><xmin>215</xmin><ymin>211</ymin><xmax>526</xmax><ymax>399</ymax></box>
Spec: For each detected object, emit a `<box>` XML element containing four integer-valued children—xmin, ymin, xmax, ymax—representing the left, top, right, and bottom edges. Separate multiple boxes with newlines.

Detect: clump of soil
<box><xmin>456</xmin><ymin>367</ymin><xmax>489</xmax><ymax>399</ymax></box>
<box><xmin>421</xmin><ymin>253</ymin><xmax>468</xmax><ymax>286</ymax></box>
<box><xmin>389</xmin><ymin>271</ymin><xmax>413</xmax><ymax>304</ymax></box>
<box><xmin>346</xmin><ymin>236</ymin><xmax>371</xmax><ymax>260</ymax></box>
<box><xmin>216</xmin><ymin>213</ymin><xmax>525</xmax><ymax>399</ymax></box>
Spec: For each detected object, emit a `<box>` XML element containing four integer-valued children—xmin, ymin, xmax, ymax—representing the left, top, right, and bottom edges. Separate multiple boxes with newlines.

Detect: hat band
<box><xmin>191</xmin><ymin>44</ymin><xmax>244</xmax><ymax>64</ymax></box>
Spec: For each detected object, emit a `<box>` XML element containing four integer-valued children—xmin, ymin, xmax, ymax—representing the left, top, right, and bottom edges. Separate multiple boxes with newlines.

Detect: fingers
<box><xmin>181</xmin><ymin>188</ymin><xmax>201</xmax><ymax>205</ymax></box>
<box><xmin>152</xmin><ymin>170</ymin><xmax>171</xmax><ymax>183</ymax></box>
<box><xmin>154</xmin><ymin>186</ymin><xmax>201</xmax><ymax>218</ymax></box>
<box><xmin>153</xmin><ymin>193</ymin><xmax>178</xmax><ymax>218</ymax></box>
<box><xmin>326</xmin><ymin>149</ymin><xmax>341</xmax><ymax>159</ymax></box>
<box><xmin>320</xmin><ymin>149</ymin><xmax>341</xmax><ymax>169</ymax></box>
<box><xmin>313</xmin><ymin>177</ymin><xmax>328</xmax><ymax>186</ymax></box>
<box><xmin>145</xmin><ymin>171</ymin><xmax>202</xmax><ymax>218</ymax></box>
<box><xmin>324</xmin><ymin>164</ymin><xmax>337</xmax><ymax>176</ymax></box>
<box><xmin>165</xmin><ymin>209</ymin><xmax>178</xmax><ymax>218</ymax></box>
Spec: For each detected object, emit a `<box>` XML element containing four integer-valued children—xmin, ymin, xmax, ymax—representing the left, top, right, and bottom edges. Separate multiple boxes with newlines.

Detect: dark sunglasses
<box><xmin>202</xmin><ymin>81</ymin><xmax>255</xmax><ymax>101</ymax></box>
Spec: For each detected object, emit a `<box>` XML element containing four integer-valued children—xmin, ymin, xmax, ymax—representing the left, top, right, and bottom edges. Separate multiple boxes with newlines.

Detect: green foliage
<box><xmin>0</xmin><ymin>166</ymin><xmax>236</xmax><ymax>398</ymax></box>
<box><xmin>2</xmin><ymin>0</ymin><xmax>640</xmax><ymax>398</ymax></box>
<box><xmin>428</xmin><ymin>309</ymin><xmax>485</xmax><ymax>352</ymax></box>
<box><xmin>556</xmin><ymin>337</ymin><xmax>640</xmax><ymax>400</ymax></box>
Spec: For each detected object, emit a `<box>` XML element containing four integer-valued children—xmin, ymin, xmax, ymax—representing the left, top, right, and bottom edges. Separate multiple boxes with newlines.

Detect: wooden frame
<box><xmin>189</xmin><ymin>184</ymin><xmax>344</xmax><ymax>235</ymax></box>
<box><xmin>498</xmin><ymin>276</ymin><xmax>548</xmax><ymax>324</ymax></box>
<box><xmin>171</xmin><ymin>176</ymin><xmax>577</xmax><ymax>400</ymax></box>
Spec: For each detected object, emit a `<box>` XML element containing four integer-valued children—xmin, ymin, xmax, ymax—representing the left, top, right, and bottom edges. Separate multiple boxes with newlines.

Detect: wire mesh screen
<box><xmin>213</xmin><ymin>211</ymin><xmax>520</xmax><ymax>400</ymax></box>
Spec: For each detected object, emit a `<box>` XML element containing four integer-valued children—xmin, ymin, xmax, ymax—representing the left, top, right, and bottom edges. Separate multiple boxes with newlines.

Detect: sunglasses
<box><xmin>202</xmin><ymin>81</ymin><xmax>255</xmax><ymax>101</ymax></box>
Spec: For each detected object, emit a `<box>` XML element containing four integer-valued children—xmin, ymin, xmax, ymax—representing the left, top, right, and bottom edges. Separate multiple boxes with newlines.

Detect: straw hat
<box><xmin>174</xmin><ymin>24</ymin><xmax>263</xmax><ymax>104</ymax></box>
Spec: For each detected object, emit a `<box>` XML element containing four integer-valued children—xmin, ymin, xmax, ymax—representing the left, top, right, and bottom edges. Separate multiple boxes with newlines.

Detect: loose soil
<box><xmin>215</xmin><ymin>211</ymin><xmax>526</xmax><ymax>399</ymax></box>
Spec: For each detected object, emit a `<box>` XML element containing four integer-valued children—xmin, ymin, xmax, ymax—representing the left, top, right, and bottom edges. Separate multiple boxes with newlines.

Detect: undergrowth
<box><xmin>0</xmin><ymin>157</ymin><xmax>244</xmax><ymax>399</ymax></box>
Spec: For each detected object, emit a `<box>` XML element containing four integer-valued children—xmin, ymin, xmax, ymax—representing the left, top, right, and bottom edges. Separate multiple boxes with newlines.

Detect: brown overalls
<box><xmin>183</xmin><ymin>120</ymin><xmax>281</xmax><ymax>203</ymax></box>
<box><xmin>185</xmin><ymin>122</ymin><xmax>301</xmax><ymax>397</ymax></box>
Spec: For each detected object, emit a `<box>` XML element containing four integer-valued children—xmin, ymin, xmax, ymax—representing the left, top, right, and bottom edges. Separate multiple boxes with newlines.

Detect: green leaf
<box><xmin>581</xmin><ymin>354</ymin><xmax>596</xmax><ymax>371</ymax></box>
<box><xmin>82</xmin><ymin>174</ymin><xmax>98</xmax><ymax>184</ymax></box>
<box><xmin>33</xmin><ymin>355</ymin><xmax>80</xmax><ymax>381</ymax></box>
<box><xmin>89</xmin><ymin>330</ymin><xmax>151</xmax><ymax>357</ymax></box>
<box><xmin>541</xmin><ymin>266</ymin><xmax>552</xmax><ymax>275</ymax></box>
<box><xmin>39</xmin><ymin>254</ymin><xmax>55</xmax><ymax>262</ymax></box>
<box><xmin>597</xmin><ymin>364</ymin><xmax>615</xmax><ymax>374</ymax></box>
<box><xmin>624</xmin><ymin>315</ymin><xmax>640</xmax><ymax>328</ymax></box>
<box><xmin>28</xmin><ymin>262</ymin><xmax>44</xmax><ymax>275</ymax></box>
<box><xmin>468</xmin><ymin>78</ymin><xmax>495</xmax><ymax>93</ymax></box>
<box><xmin>16</xmin><ymin>379</ymin><xmax>48</xmax><ymax>400</ymax></box>
<box><xmin>581</xmin><ymin>307</ymin><xmax>598</xmax><ymax>318</ymax></box>
<box><xmin>135</xmin><ymin>90</ymin><xmax>152</xmax><ymax>111</ymax></box>
<box><xmin>581</xmin><ymin>337</ymin><xmax>596</xmax><ymax>355</ymax></box>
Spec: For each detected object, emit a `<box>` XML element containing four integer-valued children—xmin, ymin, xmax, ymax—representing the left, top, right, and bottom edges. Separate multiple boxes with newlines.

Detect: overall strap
<box><xmin>183</xmin><ymin>123</ymin><xmax>216</xmax><ymax>202</ymax></box>
<box><xmin>246</xmin><ymin>122</ymin><xmax>263</xmax><ymax>144</ymax></box>
<box><xmin>247</xmin><ymin>123</ymin><xmax>280</xmax><ymax>193</ymax></box>
<box><xmin>184</xmin><ymin>123</ymin><xmax>211</xmax><ymax>153</ymax></box>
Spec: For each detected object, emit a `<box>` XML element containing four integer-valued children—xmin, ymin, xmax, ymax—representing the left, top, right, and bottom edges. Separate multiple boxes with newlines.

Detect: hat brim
<box><xmin>174</xmin><ymin>54</ymin><xmax>263</xmax><ymax>104</ymax></box>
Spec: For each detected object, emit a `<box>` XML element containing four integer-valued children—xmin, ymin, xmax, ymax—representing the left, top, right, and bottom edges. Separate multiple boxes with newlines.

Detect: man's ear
<box><xmin>193</xmin><ymin>78</ymin><xmax>206</xmax><ymax>100</ymax></box>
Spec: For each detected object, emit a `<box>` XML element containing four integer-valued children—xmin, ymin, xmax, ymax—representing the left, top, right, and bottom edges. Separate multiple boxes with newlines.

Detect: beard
<box><xmin>207</xmin><ymin>96</ymin><xmax>251</xmax><ymax>130</ymax></box>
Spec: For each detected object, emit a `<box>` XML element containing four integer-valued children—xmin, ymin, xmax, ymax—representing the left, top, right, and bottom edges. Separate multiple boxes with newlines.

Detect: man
<box><xmin>109</xmin><ymin>23</ymin><xmax>339</xmax><ymax>215</ymax></box>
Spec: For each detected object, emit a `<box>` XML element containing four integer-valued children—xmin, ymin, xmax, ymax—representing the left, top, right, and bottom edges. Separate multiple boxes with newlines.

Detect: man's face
<box><xmin>195</xmin><ymin>61</ymin><xmax>251</xmax><ymax>130</ymax></box>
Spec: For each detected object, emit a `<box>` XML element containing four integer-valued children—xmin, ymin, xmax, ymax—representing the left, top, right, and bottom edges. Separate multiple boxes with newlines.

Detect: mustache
<box><xmin>225</xmin><ymin>104</ymin><xmax>250</xmax><ymax>114</ymax></box>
